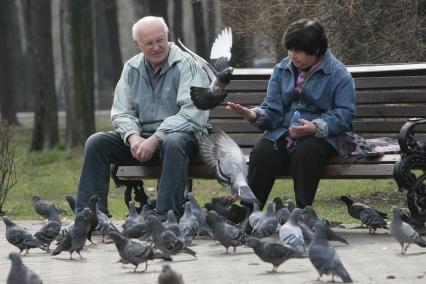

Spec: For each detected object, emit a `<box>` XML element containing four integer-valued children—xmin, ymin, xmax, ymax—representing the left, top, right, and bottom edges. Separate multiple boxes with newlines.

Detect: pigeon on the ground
<box><xmin>248</xmin><ymin>203</ymin><xmax>263</xmax><ymax>229</ymax></box>
<box><xmin>206</xmin><ymin>210</ymin><xmax>246</xmax><ymax>253</ymax></box>
<box><xmin>340</xmin><ymin>196</ymin><xmax>387</xmax><ymax>220</ymax></box>
<box><xmin>178</xmin><ymin>27</ymin><xmax>233</xmax><ymax>110</ymax></box>
<box><xmin>179</xmin><ymin>202</ymin><xmax>199</xmax><ymax>245</ymax></box>
<box><xmin>308</xmin><ymin>221</ymin><xmax>353</xmax><ymax>283</ymax></box>
<box><xmin>34</xmin><ymin>204</ymin><xmax>62</xmax><ymax>252</ymax></box>
<box><xmin>389</xmin><ymin>205</ymin><xmax>426</xmax><ymax>254</ymax></box>
<box><xmin>251</xmin><ymin>202</ymin><xmax>278</xmax><ymax>238</ymax></box>
<box><xmin>3</xmin><ymin>216</ymin><xmax>46</xmax><ymax>255</ymax></box>
<box><xmin>147</xmin><ymin>215</ymin><xmax>197</xmax><ymax>257</ymax></box>
<box><xmin>123</xmin><ymin>200</ymin><xmax>138</xmax><ymax>230</ymax></box>
<box><xmin>164</xmin><ymin>210</ymin><xmax>181</xmax><ymax>238</ymax></box>
<box><xmin>158</xmin><ymin>264</ymin><xmax>185</xmax><ymax>284</ymax></box>
<box><xmin>204</xmin><ymin>196</ymin><xmax>247</xmax><ymax>224</ymax></box>
<box><xmin>304</xmin><ymin>206</ymin><xmax>349</xmax><ymax>244</ymax></box>
<box><xmin>279</xmin><ymin>208</ymin><xmax>306</xmax><ymax>257</ymax></box>
<box><xmin>135</xmin><ymin>204</ymin><xmax>154</xmax><ymax>224</ymax></box>
<box><xmin>32</xmin><ymin>195</ymin><xmax>66</xmax><ymax>220</ymax></box>
<box><xmin>65</xmin><ymin>195</ymin><xmax>76</xmax><ymax>214</ymax></box>
<box><xmin>86</xmin><ymin>195</ymin><xmax>100</xmax><ymax>244</ymax></box>
<box><xmin>95</xmin><ymin>201</ymin><xmax>119</xmax><ymax>242</ymax></box>
<box><xmin>186</xmin><ymin>192</ymin><xmax>212</xmax><ymax>237</ymax></box>
<box><xmin>286</xmin><ymin>199</ymin><xmax>296</xmax><ymax>213</ymax></box>
<box><xmin>122</xmin><ymin>222</ymin><xmax>151</xmax><ymax>240</ymax></box>
<box><xmin>52</xmin><ymin>207</ymin><xmax>91</xmax><ymax>259</ymax></box>
<box><xmin>340</xmin><ymin>195</ymin><xmax>388</xmax><ymax>233</ymax></box>
<box><xmin>107</xmin><ymin>231</ymin><xmax>171</xmax><ymax>272</ymax></box>
<box><xmin>198</xmin><ymin>129</ymin><xmax>260</xmax><ymax>205</ymax></box>
<box><xmin>7</xmin><ymin>252</ymin><xmax>42</xmax><ymax>284</ymax></box>
<box><xmin>246</xmin><ymin>236</ymin><xmax>298</xmax><ymax>272</ymax></box>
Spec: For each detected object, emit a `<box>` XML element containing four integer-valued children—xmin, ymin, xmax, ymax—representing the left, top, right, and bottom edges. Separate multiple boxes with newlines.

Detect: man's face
<box><xmin>136</xmin><ymin>24</ymin><xmax>169</xmax><ymax>70</ymax></box>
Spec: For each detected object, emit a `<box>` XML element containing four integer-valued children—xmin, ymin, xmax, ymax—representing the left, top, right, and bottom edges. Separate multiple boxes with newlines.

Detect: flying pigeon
<box><xmin>52</xmin><ymin>207</ymin><xmax>92</xmax><ymax>259</ymax></box>
<box><xmin>34</xmin><ymin>204</ymin><xmax>62</xmax><ymax>252</ymax></box>
<box><xmin>3</xmin><ymin>216</ymin><xmax>47</xmax><ymax>255</ymax></box>
<box><xmin>198</xmin><ymin>129</ymin><xmax>260</xmax><ymax>205</ymax></box>
<box><xmin>246</xmin><ymin>236</ymin><xmax>298</xmax><ymax>272</ymax></box>
<box><xmin>206</xmin><ymin>210</ymin><xmax>246</xmax><ymax>253</ymax></box>
<box><xmin>308</xmin><ymin>221</ymin><xmax>353</xmax><ymax>283</ymax></box>
<box><xmin>389</xmin><ymin>205</ymin><xmax>426</xmax><ymax>254</ymax></box>
<box><xmin>178</xmin><ymin>27</ymin><xmax>233</xmax><ymax>110</ymax></box>
<box><xmin>32</xmin><ymin>195</ymin><xmax>67</xmax><ymax>221</ymax></box>
<box><xmin>107</xmin><ymin>231</ymin><xmax>171</xmax><ymax>272</ymax></box>
<box><xmin>7</xmin><ymin>252</ymin><xmax>43</xmax><ymax>284</ymax></box>
<box><xmin>158</xmin><ymin>264</ymin><xmax>185</xmax><ymax>284</ymax></box>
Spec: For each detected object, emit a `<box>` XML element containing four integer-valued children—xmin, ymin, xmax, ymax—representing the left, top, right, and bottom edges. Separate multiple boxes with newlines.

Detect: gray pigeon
<box><xmin>186</xmin><ymin>192</ymin><xmax>212</xmax><ymax>237</ymax></box>
<box><xmin>198</xmin><ymin>129</ymin><xmax>260</xmax><ymax>205</ymax></box>
<box><xmin>3</xmin><ymin>216</ymin><xmax>47</xmax><ymax>255</ymax></box>
<box><xmin>107</xmin><ymin>231</ymin><xmax>171</xmax><ymax>272</ymax></box>
<box><xmin>179</xmin><ymin>202</ymin><xmax>199</xmax><ymax>245</ymax></box>
<box><xmin>65</xmin><ymin>194</ymin><xmax>76</xmax><ymax>214</ymax></box>
<box><xmin>123</xmin><ymin>200</ymin><xmax>138</xmax><ymax>229</ymax></box>
<box><xmin>95</xmin><ymin>201</ymin><xmax>120</xmax><ymax>242</ymax></box>
<box><xmin>249</xmin><ymin>203</ymin><xmax>263</xmax><ymax>229</ymax></box>
<box><xmin>340</xmin><ymin>196</ymin><xmax>388</xmax><ymax>220</ymax></box>
<box><xmin>251</xmin><ymin>202</ymin><xmax>278</xmax><ymax>238</ymax></box>
<box><xmin>246</xmin><ymin>236</ymin><xmax>298</xmax><ymax>272</ymax></box>
<box><xmin>34</xmin><ymin>204</ymin><xmax>62</xmax><ymax>252</ymax></box>
<box><xmin>389</xmin><ymin>205</ymin><xmax>426</xmax><ymax>254</ymax></box>
<box><xmin>308</xmin><ymin>221</ymin><xmax>353</xmax><ymax>283</ymax></box>
<box><xmin>206</xmin><ymin>210</ymin><xmax>246</xmax><ymax>253</ymax></box>
<box><xmin>32</xmin><ymin>195</ymin><xmax>66</xmax><ymax>220</ymax></box>
<box><xmin>304</xmin><ymin>206</ymin><xmax>349</xmax><ymax>245</ymax></box>
<box><xmin>147</xmin><ymin>215</ymin><xmax>197</xmax><ymax>257</ymax></box>
<box><xmin>7</xmin><ymin>252</ymin><xmax>43</xmax><ymax>284</ymax></box>
<box><xmin>86</xmin><ymin>195</ymin><xmax>100</xmax><ymax>244</ymax></box>
<box><xmin>52</xmin><ymin>207</ymin><xmax>91</xmax><ymax>259</ymax></box>
<box><xmin>178</xmin><ymin>27</ymin><xmax>233</xmax><ymax>110</ymax></box>
<box><xmin>135</xmin><ymin>204</ymin><xmax>154</xmax><ymax>224</ymax></box>
<box><xmin>158</xmin><ymin>264</ymin><xmax>185</xmax><ymax>284</ymax></box>
<box><xmin>279</xmin><ymin>208</ymin><xmax>306</xmax><ymax>257</ymax></box>
<box><xmin>164</xmin><ymin>210</ymin><xmax>181</xmax><ymax>238</ymax></box>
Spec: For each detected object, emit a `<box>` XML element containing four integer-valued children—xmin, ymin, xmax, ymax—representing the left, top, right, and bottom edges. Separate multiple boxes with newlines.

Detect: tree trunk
<box><xmin>60</xmin><ymin>0</ymin><xmax>95</xmax><ymax>150</ymax></box>
<box><xmin>101</xmin><ymin>0</ymin><xmax>122</xmax><ymax>82</ymax></box>
<box><xmin>173</xmin><ymin>0</ymin><xmax>184</xmax><ymax>42</ymax></box>
<box><xmin>192</xmin><ymin>0</ymin><xmax>208</xmax><ymax>59</ymax></box>
<box><xmin>148</xmin><ymin>0</ymin><xmax>168</xmax><ymax>23</ymax></box>
<box><xmin>0</xmin><ymin>0</ymin><xmax>19</xmax><ymax>125</ymax></box>
<box><xmin>28</xmin><ymin>0</ymin><xmax>59</xmax><ymax>151</ymax></box>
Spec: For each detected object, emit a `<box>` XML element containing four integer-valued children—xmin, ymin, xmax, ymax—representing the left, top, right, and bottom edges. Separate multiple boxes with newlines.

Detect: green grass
<box><xmin>2</xmin><ymin>121</ymin><xmax>407</xmax><ymax>223</ymax></box>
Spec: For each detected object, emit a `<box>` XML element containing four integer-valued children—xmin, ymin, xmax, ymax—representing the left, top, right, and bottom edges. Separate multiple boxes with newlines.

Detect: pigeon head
<box><xmin>246</xmin><ymin>237</ymin><xmax>262</xmax><ymax>249</ymax></box>
<box><xmin>206</xmin><ymin>210</ymin><xmax>222</xmax><ymax>226</ymax></box>
<box><xmin>272</xmin><ymin>197</ymin><xmax>284</xmax><ymax>208</ymax></box>
<box><xmin>340</xmin><ymin>196</ymin><xmax>353</xmax><ymax>206</ymax></box>
<box><xmin>216</xmin><ymin>67</ymin><xmax>233</xmax><ymax>85</ymax></box>
<box><xmin>184</xmin><ymin>202</ymin><xmax>192</xmax><ymax>213</ymax></box>
<box><xmin>313</xmin><ymin>220</ymin><xmax>327</xmax><ymax>238</ymax></box>
<box><xmin>65</xmin><ymin>195</ymin><xmax>74</xmax><ymax>202</ymax></box>
<box><xmin>8</xmin><ymin>252</ymin><xmax>23</xmax><ymax>265</ymax></box>
<box><xmin>2</xmin><ymin>216</ymin><xmax>15</xmax><ymax>227</ymax></box>
<box><xmin>32</xmin><ymin>195</ymin><xmax>41</xmax><ymax>202</ymax></box>
<box><xmin>391</xmin><ymin>205</ymin><xmax>400</xmax><ymax>216</ymax></box>
<box><xmin>106</xmin><ymin>231</ymin><xmax>127</xmax><ymax>247</ymax></box>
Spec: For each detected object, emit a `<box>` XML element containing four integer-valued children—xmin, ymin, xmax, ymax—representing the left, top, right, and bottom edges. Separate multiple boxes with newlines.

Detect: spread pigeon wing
<box><xmin>210</xmin><ymin>27</ymin><xmax>232</xmax><ymax>72</ymax></box>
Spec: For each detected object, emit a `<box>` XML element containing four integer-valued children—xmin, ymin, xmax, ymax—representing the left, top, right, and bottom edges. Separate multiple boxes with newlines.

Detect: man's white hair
<box><xmin>131</xmin><ymin>16</ymin><xmax>169</xmax><ymax>42</ymax></box>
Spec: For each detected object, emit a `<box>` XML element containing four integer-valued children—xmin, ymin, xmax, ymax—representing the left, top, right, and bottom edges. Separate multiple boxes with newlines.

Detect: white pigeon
<box><xmin>389</xmin><ymin>205</ymin><xmax>426</xmax><ymax>254</ymax></box>
<box><xmin>279</xmin><ymin>208</ymin><xmax>306</xmax><ymax>257</ymax></box>
<box><xmin>178</xmin><ymin>27</ymin><xmax>233</xmax><ymax>110</ymax></box>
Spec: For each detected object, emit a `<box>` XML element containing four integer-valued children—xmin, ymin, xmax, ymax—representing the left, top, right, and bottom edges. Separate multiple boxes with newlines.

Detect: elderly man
<box><xmin>75</xmin><ymin>16</ymin><xmax>210</xmax><ymax>221</ymax></box>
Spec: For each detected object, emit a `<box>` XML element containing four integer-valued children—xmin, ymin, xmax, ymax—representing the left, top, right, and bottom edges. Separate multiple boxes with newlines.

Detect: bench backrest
<box><xmin>209</xmin><ymin>64</ymin><xmax>426</xmax><ymax>153</ymax></box>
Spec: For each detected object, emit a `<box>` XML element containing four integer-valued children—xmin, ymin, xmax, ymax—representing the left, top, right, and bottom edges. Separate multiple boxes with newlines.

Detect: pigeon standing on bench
<box><xmin>178</xmin><ymin>27</ymin><xmax>233</xmax><ymax>110</ymax></box>
<box><xmin>198</xmin><ymin>129</ymin><xmax>261</xmax><ymax>205</ymax></box>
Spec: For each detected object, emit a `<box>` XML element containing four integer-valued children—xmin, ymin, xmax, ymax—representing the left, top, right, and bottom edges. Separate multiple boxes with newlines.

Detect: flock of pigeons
<box><xmin>2</xmin><ymin>192</ymin><xmax>426</xmax><ymax>283</ymax></box>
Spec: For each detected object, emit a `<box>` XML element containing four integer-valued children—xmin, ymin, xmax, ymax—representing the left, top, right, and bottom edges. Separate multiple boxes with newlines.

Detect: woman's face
<box><xmin>288</xmin><ymin>49</ymin><xmax>319</xmax><ymax>70</ymax></box>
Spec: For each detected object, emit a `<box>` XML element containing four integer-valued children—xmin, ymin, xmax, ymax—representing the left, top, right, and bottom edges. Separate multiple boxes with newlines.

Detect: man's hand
<box><xmin>289</xmin><ymin>119</ymin><xmax>316</xmax><ymax>139</ymax></box>
<box><xmin>128</xmin><ymin>134</ymin><xmax>161</xmax><ymax>162</ymax></box>
<box><xmin>225</xmin><ymin>102</ymin><xmax>257</xmax><ymax>121</ymax></box>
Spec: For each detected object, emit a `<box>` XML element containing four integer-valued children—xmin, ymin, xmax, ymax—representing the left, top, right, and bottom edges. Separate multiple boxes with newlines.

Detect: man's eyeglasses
<box><xmin>142</xmin><ymin>36</ymin><xmax>166</xmax><ymax>48</ymax></box>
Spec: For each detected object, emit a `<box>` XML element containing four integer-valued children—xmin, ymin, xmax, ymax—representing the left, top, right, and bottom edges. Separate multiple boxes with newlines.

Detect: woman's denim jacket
<box><xmin>252</xmin><ymin>51</ymin><xmax>356</xmax><ymax>151</ymax></box>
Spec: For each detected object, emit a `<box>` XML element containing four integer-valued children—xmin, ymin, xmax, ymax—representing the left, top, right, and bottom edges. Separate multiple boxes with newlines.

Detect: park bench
<box><xmin>111</xmin><ymin>63</ymin><xmax>426</xmax><ymax>214</ymax></box>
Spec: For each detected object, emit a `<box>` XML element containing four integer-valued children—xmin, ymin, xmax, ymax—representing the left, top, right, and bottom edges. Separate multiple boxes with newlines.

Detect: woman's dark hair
<box><xmin>283</xmin><ymin>18</ymin><xmax>328</xmax><ymax>56</ymax></box>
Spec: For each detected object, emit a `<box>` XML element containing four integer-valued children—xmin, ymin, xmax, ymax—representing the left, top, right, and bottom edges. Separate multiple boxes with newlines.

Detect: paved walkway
<box><xmin>1</xmin><ymin>221</ymin><xmax>426</xmax><ymax>284</ymax></box>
